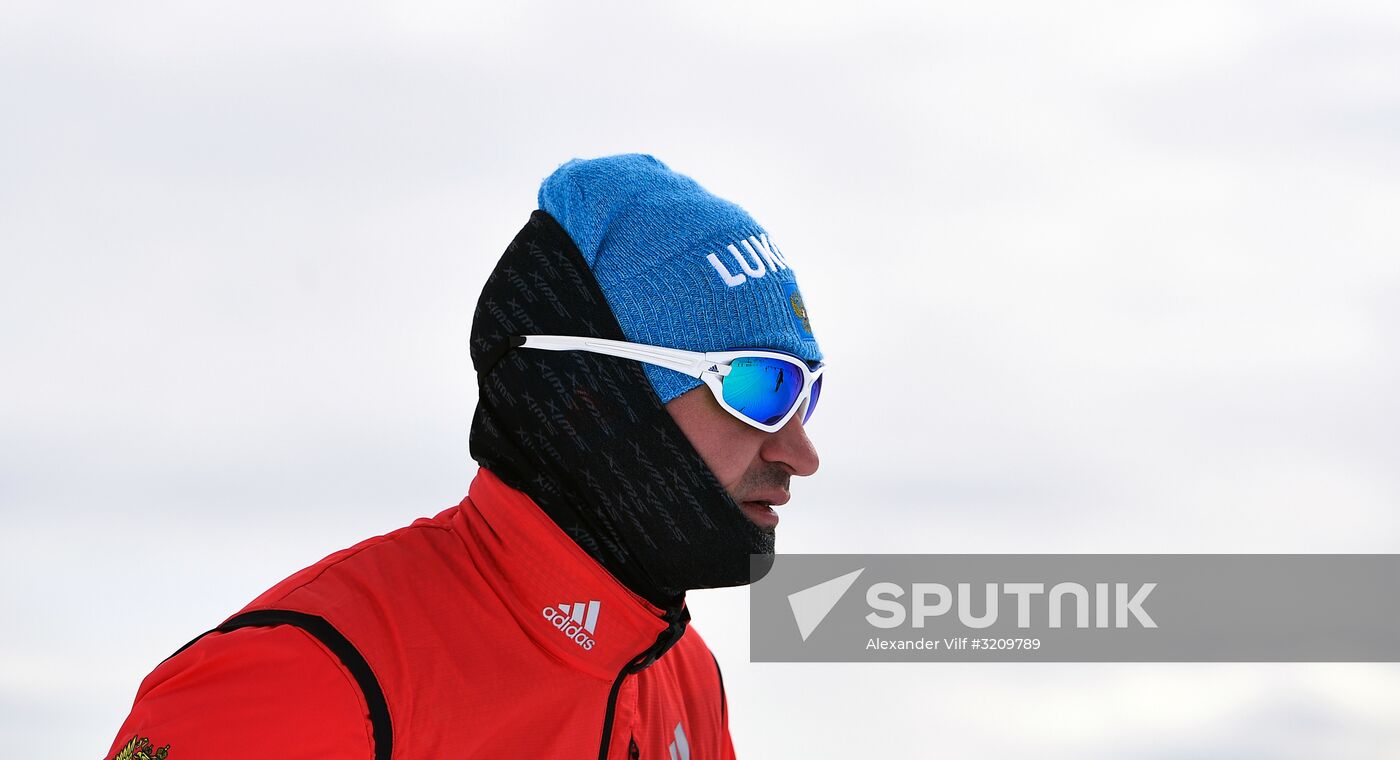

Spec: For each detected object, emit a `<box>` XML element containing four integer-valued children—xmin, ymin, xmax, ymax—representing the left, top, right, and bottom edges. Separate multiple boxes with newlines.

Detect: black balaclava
<box><xmin>468</xmin><ymin>211</ymin><xmax>774</xmax><ymax>610</ymax></box>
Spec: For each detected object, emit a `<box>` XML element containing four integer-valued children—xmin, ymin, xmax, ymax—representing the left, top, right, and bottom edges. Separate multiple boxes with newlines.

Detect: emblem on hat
<box><xmin>784</xmin><ymin>283</ymin><xmax>814</xmax><ymax>339</ymax></box>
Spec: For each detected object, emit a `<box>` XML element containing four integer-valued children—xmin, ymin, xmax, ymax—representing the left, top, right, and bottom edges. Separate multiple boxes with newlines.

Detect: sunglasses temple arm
<box><xmin>518</xmin><ymin>335</ymin><xmax>708</xmax><ymax>378</ymax></box>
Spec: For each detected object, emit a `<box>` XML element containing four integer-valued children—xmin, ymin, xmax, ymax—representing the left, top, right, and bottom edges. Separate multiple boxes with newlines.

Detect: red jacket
<box><xmin>107</xmin><ymin>468</ymin><xmax>736</xmax><ymax>760</ymax></box>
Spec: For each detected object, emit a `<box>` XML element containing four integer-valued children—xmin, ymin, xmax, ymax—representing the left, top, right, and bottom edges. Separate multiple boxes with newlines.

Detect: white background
<box><xmin>3</xmin><ymin>1</ymin><xmax>1399</xmax><ymax>757</ymax></box>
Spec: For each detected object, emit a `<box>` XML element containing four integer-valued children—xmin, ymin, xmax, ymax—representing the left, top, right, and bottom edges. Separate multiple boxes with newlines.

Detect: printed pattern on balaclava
<box><xmin>469</xmin><ymin>211</ymin><xmax>775</xmax><ymax>610</ymax></box>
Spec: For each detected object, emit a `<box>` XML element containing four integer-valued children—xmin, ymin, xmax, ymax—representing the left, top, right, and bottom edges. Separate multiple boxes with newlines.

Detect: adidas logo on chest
<box><xmin>542</xmin><ymin>599</ymin><xmax>601</xmax><ymax>651</ymax></box>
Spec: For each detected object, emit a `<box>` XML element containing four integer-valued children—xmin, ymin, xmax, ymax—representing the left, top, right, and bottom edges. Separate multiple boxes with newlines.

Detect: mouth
<box><xmin>740</xmin><ymin>494</ymin><xmax>787</xmax><ymax>531</ymax></box>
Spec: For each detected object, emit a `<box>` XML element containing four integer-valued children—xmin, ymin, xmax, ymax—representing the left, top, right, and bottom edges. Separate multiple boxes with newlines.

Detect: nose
<box><xmin>763</xmin><ymin>413</ymin><xmax>820</xmax><ymax>477</ymax></box>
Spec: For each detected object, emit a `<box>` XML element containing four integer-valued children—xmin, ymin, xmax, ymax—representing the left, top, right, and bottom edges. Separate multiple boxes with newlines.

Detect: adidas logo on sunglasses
<box><xmin>706</xmin><ymin>233</ymin><xmax>790</xmax><ymax>287</ymax></box>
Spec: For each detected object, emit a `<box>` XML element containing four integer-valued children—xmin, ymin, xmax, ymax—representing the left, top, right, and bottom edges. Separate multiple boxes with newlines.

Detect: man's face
<box><xmin>665</xmin><ymin>384</ymin><xmax>821</xmax><ymax>533</ymax></box>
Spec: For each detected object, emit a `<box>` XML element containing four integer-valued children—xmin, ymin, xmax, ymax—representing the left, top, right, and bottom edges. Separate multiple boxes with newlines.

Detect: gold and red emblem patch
<box><xmin>111</xmin><ymin>735</ymin><xmax>170</xmax><ymax>760</ymax></box>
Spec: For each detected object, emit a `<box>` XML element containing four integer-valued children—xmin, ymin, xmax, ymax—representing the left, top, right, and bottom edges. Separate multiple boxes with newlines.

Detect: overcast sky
<box><xmin>3</xmin><ymin>1</ymin><xmax>1399</xmax><ymax>757</ymax></box>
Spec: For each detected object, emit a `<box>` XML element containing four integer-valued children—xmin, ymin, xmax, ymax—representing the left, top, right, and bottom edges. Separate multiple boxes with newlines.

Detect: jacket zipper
<box><xmin>596</xmin><ymin>605</ymin><xmax>690</xmax><ymax>760</ymax></box>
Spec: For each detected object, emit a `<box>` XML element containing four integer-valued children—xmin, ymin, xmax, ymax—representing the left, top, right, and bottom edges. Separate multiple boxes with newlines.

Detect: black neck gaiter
<box><xmin>468</xmin><ymin>211</ymin><xmax>775</xmax><ymax>610</ymax></box>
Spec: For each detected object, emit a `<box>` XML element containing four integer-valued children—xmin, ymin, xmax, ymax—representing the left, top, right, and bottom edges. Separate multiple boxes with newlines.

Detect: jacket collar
<box><xmin>454</xmin><ymin>468</ymin><xmax>689</xmax><ymax>680</ymax></box>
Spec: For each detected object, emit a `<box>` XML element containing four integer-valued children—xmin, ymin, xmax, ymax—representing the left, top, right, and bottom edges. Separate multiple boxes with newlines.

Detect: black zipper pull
<box><xmin>627</xmin><ymin>603</ymin><xmax>691</xmax><ymax>673</ymax></box>
<box><xmin>597</xmin><ymin>604</ymin><xmax>693</xmax><ymax>760</ymax></box>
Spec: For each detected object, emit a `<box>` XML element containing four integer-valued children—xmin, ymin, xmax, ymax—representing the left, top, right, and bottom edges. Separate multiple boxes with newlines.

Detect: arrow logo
<box><xmin>787</xmin><ymin>568</ymin><xmax>865</xmax><ymax>641</ymax></box>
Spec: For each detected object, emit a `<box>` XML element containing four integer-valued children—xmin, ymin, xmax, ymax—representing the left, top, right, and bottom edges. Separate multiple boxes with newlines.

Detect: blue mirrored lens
<box><xmin>802</xmin><ymin>373</ymin><xmax>822</xmax><ymax>423</ymax></box>
<box><xmin>722</xmin><ymin>356</ymin><xmax>804</xmax><ymax>426</ymax></box>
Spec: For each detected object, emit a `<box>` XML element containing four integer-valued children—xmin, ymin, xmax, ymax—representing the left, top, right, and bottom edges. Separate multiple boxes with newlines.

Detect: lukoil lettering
<box><xmin>706</xmin><ymin>233</ymin><xmax>790</xmax><ymax>287</ymax></box>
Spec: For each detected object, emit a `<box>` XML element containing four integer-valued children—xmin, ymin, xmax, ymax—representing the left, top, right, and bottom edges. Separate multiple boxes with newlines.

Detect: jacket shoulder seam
<box><xmin>257</xmin><ymin>521</ymin><xmax>457</xmax><ymax>608</ymax></box>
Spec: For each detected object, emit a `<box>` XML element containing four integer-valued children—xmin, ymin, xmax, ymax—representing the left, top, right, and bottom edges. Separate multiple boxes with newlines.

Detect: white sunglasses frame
<box><xmin>515</xmin><ymin>335</ymin><xmax>824</xmax><ymax>433</ymax></box>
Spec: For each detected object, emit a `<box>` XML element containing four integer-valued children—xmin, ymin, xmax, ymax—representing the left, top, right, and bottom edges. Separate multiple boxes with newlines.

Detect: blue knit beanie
<box><xmin>539</xmin><ymin>154</ymin><xmax>822</xmax><ymax>404</ymax></box>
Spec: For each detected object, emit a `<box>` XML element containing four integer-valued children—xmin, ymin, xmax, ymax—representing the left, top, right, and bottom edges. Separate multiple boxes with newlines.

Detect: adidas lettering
<box><xmin>541</xmin><ymin>600</ymin><xmax>600</xmax><ymax>651</ymax></box>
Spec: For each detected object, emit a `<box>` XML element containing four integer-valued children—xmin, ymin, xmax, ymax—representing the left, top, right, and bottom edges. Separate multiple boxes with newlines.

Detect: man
<box><xmin>106</xmin><ymin>154</ymin><xmax>824</xmax><ymax>760</ymax></box>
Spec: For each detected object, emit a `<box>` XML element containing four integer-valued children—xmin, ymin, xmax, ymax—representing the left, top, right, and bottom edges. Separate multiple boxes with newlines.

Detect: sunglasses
<box><xmin>512</xmin><ymin>335</ymin><xmax>824</xmax><ymax>433</ymax></box>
